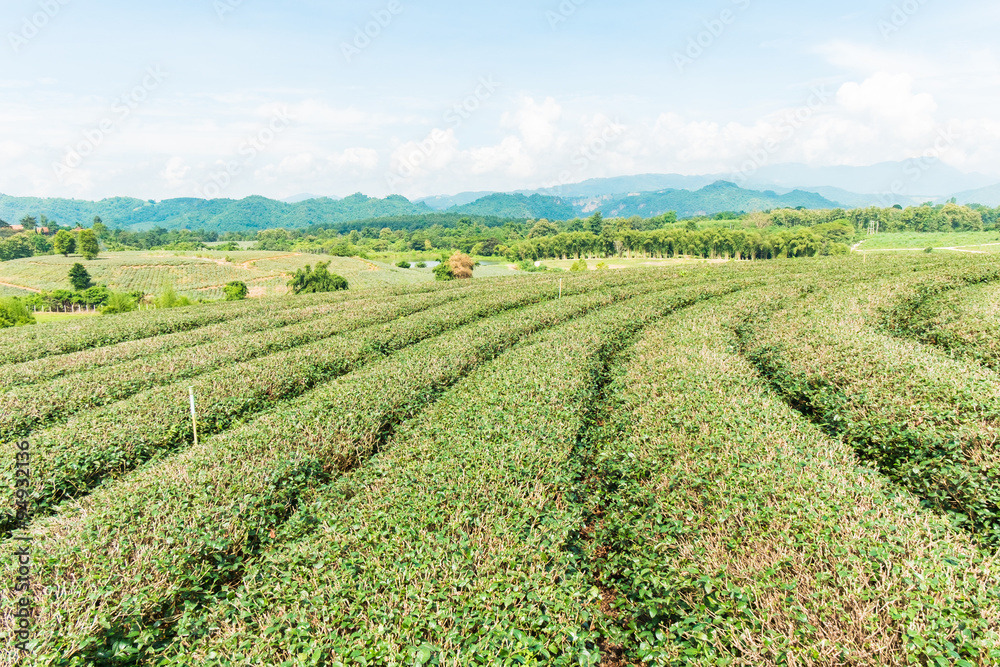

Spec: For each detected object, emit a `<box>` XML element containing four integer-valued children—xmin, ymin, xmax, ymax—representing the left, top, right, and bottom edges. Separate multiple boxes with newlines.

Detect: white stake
<box><xmin>189</xmin><ymin>388</ymin><xmax>198</xmax><ymax>446</ymax></box>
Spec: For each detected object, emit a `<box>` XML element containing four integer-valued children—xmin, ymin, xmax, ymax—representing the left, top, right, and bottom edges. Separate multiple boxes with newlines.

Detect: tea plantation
<box><xmin>2</xmin><ymin>256</ymin><xmax>999</xmax><ymax>666</ymax></box>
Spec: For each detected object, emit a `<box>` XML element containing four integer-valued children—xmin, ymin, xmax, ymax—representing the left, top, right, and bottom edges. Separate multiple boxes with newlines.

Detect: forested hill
<box><xmin>2</xmin><ymin>182</ymin><xmax>840</xmax><ymax>233</ymax></box>
<box><xmin>0</xmin><ymin>194</ymin><xmax>432</xmax><ymax>233</ymax></box>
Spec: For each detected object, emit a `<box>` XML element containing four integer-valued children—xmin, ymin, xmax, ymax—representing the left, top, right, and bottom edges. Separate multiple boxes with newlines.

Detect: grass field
<box><xmin>854</xmin><ymin>231</ymin><xmax>1000</xmax><ymax>252</ymax></box>
<box><xmin>31</xmin><ymin>312</ymin><xmax>100</xmax><ymax>324</ymax></box>
<box><xmin>2</xmin><ymin>255</ymin><xmax>1000</xmax><ymax>665</ymax></box>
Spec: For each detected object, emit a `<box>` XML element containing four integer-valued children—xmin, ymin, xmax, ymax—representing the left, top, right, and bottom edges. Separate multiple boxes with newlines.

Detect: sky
<box><xmin>1</xmin><ymin>0</ymin><xmax>998</xmax><ymax>201</ymax></box>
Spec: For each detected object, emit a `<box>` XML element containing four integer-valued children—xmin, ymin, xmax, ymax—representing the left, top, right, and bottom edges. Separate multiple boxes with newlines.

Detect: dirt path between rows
<box><xmin>0</xmin><ymin>280</ymin><xmax>41</xmax><ymax>293</ymax></box>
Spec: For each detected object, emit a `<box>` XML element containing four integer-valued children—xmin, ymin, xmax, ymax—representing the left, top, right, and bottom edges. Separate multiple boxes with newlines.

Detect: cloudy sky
<box><xmin>2</xmin><ymin>0</ymin><xmax>998</xmax><ymax>200</ymax></box>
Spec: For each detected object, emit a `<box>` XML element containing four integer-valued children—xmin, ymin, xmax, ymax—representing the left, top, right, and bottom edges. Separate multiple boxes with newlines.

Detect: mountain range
<box><xmin>2</xmin><ymin>161</ymin><xmax>997</xmax><ymax>233</ymax></box>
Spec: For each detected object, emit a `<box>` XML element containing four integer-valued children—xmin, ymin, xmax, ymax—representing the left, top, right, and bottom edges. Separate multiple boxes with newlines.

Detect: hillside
<box><xmin>0</xmin><ymin>193</ymin><xmax>432</xmax><ymax>233</ymax></box>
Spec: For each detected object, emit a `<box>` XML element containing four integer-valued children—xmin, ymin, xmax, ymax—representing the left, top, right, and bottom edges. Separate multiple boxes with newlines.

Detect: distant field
<box><xmin>0</xmin><ymin>251</ymin><xmax>431</xmax><ymax>299</ymax></box>
<box><xmin>855</xmin><ymin>231</ymin><xmax>1000</xmax><ymax>251</ymax></box>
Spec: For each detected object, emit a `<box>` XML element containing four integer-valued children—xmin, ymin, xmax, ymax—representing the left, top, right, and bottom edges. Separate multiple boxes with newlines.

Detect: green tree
<box><xmin>288</xmin><ymin>262</ymin><xmax>349</xmax><ymax>294</ymax></box>
<box><xmin>223</xmin><ymin>281</ymin><xmax>249</xmax><ymax>301</ymax></box>
<box><xmin>528</xmin><ymin>219</ymin><xmax>560</xmax><ymax>239</ymax></box>
<box><xmin>570</xmin><ymin>259</ymin><xmax>588</xmax><ymax>272</ymax></box>
<box><xmin>19</xmin><ymin>215</ymin><xmax>38</xmax><ymax>228</ymax></box>
<box><xmin>587</xmin><ymin>212</ymin><xmax>604</xmax><ymax>235</ymax></box>
<box><xmin>0</xmin><ymin>234</ymin><xmax>35</xmax><ymax>261</ymax></box>
<box><xmin>0</xmin><ymin>297</ymin><xmax>35</xmax><ymax>328</ymax></box>
<box><xmin>68</xmin><ymin>263</ymin><xmax>92</xmax><ymax>291</ymax></box>
<box><xmin>92</xmin><ymin>217</ymin><xmax>109</xmax><ymax>239</ymax></box>
<box><xmin>78</xmin><ymin>229</ymin><xmax>100</xmax><ymax>260</ymax></box>
<box><xmin>53</xmin><ymin>230</ymin><xmax>76</xmax><ymax>256</ymax></box>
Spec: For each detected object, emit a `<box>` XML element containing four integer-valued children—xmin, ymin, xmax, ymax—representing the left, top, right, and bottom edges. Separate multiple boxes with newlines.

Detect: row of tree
<box><xmin>504</xmin><ymin>222</ymin><xmax>854</xmax><ymax>262</ymax></box>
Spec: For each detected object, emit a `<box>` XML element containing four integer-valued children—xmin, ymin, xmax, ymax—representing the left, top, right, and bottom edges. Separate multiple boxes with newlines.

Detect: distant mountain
<box><xmin>447</xmin><ymin>182</ymin><xmax>841</xmax><ymax>220</ymax></box>
<box><xmin>520</xmin><ymin>174</ymin><xmax>717</xmax><ymax>198</ymax></box>
<box><xmin>0</xmin><ymin>193</ymin><xmax>432</xmax><ymax>233</ymax></box>
<box><xmin>739</xmin><ymin>160</ymin><xmax>995</xmax><ymax>199</ymax></box>
<box><xmin>576</xmin><ymin>182</ymin><xmax>841</xmax><ymax>219</ymax></box>
<box><xmin>509</xmin><ymin>162</ymin><xmax>994</xmax><ymax>206</ymax></box>
<box><xmin>950</xmin><ymin>183</ymin><xmax>1000</xmax><ymax>207</ymax></box>
<box><xmin>449</xmin><ymin>193</ymin><xmax>578</xmax><ymax>220</ymax></box>
<box><xmin>784</xmin><ymin>186</ymin><xmax>922</xmax><ymax>209</ymax></box>
<box><xmin>282</xmin><ymin>193</ymin><xmax>339</xmax><ymax>204</ymax></box>
<box><xmin>417</xmin><ymin>191</ymin><xmax>496</xmax><ymax>210</ymax></box>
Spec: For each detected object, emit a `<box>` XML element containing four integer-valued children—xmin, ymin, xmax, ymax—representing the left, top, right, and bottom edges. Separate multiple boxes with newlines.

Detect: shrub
<box><xmin>416</xmin><ymin>262</ymin><xmax>427</xmax><ymax>268</ymax></box>
<box><xmin>596</xmin><ymin>262</ymin><xmax>609</xmax><ymax>271</ymax></box>
<box><xmin>432</xmin><ymin>262</ymin><xmax>455</xmax><ymax>281</ymax></box>
<box><xmin>101</xmin><ymin>292</ymin><xmax>138</xmax><ymax>315</ymax></box>
<box><xmin>288</xmin><ymin>261</ymin><xmax>349</xmax><ymax>294</ymax></box>
<box><xmin>155</xmin><ymin>282</ymin><xmax>191</xmax><ymax>309</ymax></box>
<box><xmin>396</xmin><ymin>260</ymin><xmax>411</xmax><ymax>269</ymax></box>
<box><xmin>223</xmin><ymin>281</ymin><xmax>249</xmax><ymax>301</ymax></box>
<box><xmin>448</xmin><ymin>252</ymin><xmax>475</xmax><ymax>279</ymax></box>
<box><xmin>0</xmin><ymin>297</ymin><xmax>35</xmax><ymax>328</ymax></box>
<box><xmin>570</xmin><ymin>259</ymin><xmax>588</xmax><ymax>272</ymax></box>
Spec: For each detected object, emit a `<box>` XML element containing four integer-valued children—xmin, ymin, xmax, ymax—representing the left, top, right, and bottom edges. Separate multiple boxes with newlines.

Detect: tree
<box><xmin>68</xmin><ymin>263</ymin><xmax>92</xmax><ymax>291</ymax></box>
<box><xmin>20</xmin><ymin>215</ymin><xmax>38</xmax><ymax>228</ymax></box>
<box><xmin>288</xmin><ymin>262</ymin><xmax>349</xmax><ymax>294</ymax></box>
<box><xmin>78</xmin><ymin>229</ymin><xmax>100</xmax><ymax>260</ymax></box>
<box><xmin>570</xmin><ymin>259</ymin><xmax>588</xmax><ymax>272</ymax></box>
<box><xmin>587</xmin><ymin>212</ymin><xmax>604</xmax><ymax>235</ymax></box>
<box><xmin>92</xmin><ymin>217</ymin><xmax>109</xmax><ymax>239</ymax></box>
<box><xmin>53</xmin><ymin>230</ymin><xmax>76</xmax><ymax>256</ymax></box>
<box><xmin>0</xmin><ymin>234</ymin><xmax>35</xmax><ymax>262</ymax></box>
<box><xmin>223</xmin><ymin>281</ymin><xmax>249</xmax><ymax>301</ymax></box>
<box><xmin>528</xmin><ymin>219</ymin><xmax>560</xmax><ymax>239</ymax></box>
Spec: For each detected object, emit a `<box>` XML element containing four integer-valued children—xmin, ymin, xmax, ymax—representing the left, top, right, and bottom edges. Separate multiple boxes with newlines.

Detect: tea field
<box><xmin>0</xmin><ymin>252</ymin><xmax>433</xmax><ymax>300</ymax></box>
<box><xmin>2</xmin><ymin>255</ymin><xmax>1000</xmax><ymax>666</ymax></box>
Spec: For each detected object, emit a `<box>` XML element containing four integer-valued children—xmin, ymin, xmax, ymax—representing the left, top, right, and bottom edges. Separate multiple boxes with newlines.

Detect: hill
<box><xmin>0</xmin><ymin>193</ymin><xmax>432</xmax><ymax>233</ymax></box>
<box><xmin>952</xmin><ymin>183</ymin><xmax>1000</xmax><ymax>207</ymax></box>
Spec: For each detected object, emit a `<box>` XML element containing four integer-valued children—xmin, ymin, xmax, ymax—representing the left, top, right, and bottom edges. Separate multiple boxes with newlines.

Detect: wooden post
<box><xmin>559</xmin><ymin>279</ymin><xmax>563</xmax><ymax>299</ymax></box>
<box><xmin>189</xmin><ymin>388</ymin><xmax>199</xmax><ymax>446</ymax></box>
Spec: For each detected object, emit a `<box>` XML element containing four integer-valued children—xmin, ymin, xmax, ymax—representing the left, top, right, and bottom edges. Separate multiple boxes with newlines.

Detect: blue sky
<box><xmin>2</xmin><ymin>0</ymin><xmax>998</xmax><ymax>200</ymax></box>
